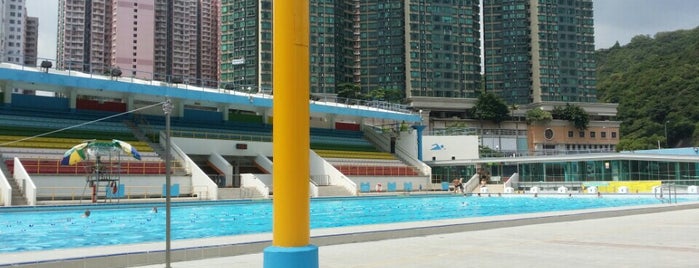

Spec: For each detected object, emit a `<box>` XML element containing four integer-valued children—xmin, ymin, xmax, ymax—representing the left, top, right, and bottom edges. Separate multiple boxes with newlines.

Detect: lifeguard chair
<box><xmin>61</xmin><ymin>139</ymin><xmax>141</xmax><ymax>203</ymax></box>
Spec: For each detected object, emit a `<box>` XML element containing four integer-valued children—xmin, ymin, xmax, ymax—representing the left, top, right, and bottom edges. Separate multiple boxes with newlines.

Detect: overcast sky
<box><xmin>25</xmin><ymin>0</ymin><xmax>699</xmax><ymax>61</ymax></box>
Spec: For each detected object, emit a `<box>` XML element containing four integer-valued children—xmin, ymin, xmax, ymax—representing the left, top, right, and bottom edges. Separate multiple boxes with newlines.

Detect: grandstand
<box><xmin>0</xmin><ymin>63</ymin><xmax>425</xmax><ymax>206</ymax></box>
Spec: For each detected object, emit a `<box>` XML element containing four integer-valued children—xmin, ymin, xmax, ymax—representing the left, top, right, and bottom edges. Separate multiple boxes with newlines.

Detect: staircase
<box><xmin>123</xmin><ymin>120</ymin><xmax>188</xmax><ymax>175</ymax></box>
<box><xmin>317</xmin><ymin>185</ymin><xmax>353</xmax><ymax>197</ymax></box>
<box><xmin>9</xmin><ymin>177</ymin><xmax>28</xmax><ymax>206</ymax></box>
<box><xmin>124</xmin><ymin>120</ymin><xmax>166</xmax><ymax>156</ymax></box>
<box><xmin>0</xmin><ymin>158</ymin><xmax>27</xmax><ymax>206</ymax></box>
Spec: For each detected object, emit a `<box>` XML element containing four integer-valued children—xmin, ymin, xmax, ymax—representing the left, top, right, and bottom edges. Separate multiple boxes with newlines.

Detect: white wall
<box><xmin>172</xmin><ymin>137</ymin><xmax>272</xmax><ymax>157</ymax></box>
<box><xmin>423</xmin><ymin>135</ymin><xmax>479</xmax><ymax>161</ymax></box>
<box><xmin>32</xmin><ymin>175</ymin><xmax>191</xmax><ymax>199</ymax></box>
<box><xmin>350</xmin><ymin>176</ymin><xmax>433</xmax><ymax>191</ymax></box>
<box><xmin>0</xmin><ymin>171</ymin><xmax>11</xmax><ymax>206</ymax></box>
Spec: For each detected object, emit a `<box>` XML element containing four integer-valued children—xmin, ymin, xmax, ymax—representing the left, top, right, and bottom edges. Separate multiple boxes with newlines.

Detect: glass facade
<box><xmin>357</xmin><ymin>2</ymin><xmax>406</xmax><ymax>94</ymax></box>
<box><xmin>220</xmin><ymin>0</ymin><xmax>272</xmax><ymax>92</ymax></box>
<box><xmin>430</xmin><ymin>157</ymin><xmax>699</xmax><ymax>189</ymax></box>
<box><xmin>309</xmin><ymin>0</ymin><xmax>341</xmax><ymax>94</ymax></box>
<box><xmin>220</xmin><ymin>0</ymin><xmax>482</xmax><ymax>98</ymax></box>
<box><xmin>407</xmin><ymin>0</ymin><xmax>481</xmax><ymax>98</ymax></box>
<box><xmin>484</xmin><ymin>0</ymin><xmax>596</xmax><ymax>104</ymax></box>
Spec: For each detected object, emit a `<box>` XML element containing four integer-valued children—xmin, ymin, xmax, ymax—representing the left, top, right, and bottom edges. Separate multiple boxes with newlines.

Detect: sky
<box><xmin>24</xmin><ymin>0</ymin><xmax>699</xmax><ymax>61</ymax></box>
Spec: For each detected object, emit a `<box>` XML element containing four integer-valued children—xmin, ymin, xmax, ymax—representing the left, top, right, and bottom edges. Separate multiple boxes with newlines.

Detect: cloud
<box><xmin>594</xmin><ymin>0</ymin><xmax>699</xmax><ymax>49</ymax></box>
<box><xmin>25</xmin><ymin>0</ymin><xmax>58</xmax><ymax>61</ymax></box>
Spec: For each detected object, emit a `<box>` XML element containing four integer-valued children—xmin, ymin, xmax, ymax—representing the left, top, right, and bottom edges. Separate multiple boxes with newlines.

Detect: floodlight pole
<box><xmin>163</xmin><ymin>99</ymin><xmax>173</xmax><ymax>268</ymax></box>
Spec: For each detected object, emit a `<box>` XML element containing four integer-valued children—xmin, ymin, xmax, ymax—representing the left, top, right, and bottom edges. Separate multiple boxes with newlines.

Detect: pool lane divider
<box><xmin>264</xmin><ymin>0</ymin><xmax>318</xmax><ymax>267</ymax></box>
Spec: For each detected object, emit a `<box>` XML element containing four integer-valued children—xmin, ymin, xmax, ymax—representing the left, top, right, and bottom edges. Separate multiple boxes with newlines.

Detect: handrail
<box><xmin>240</xmin><ymin>173</ymin><xmax>270</xmax><ymax>199</ymax></box>
<box><xmin>504</xmin><ymin>172</ymin><xmax>519</xmax><ymax>191</ymax></box>
<box><xmin>310</xmin><ymin>150</ymin><xmax>356</xmax><ymax>195</ymax></box>
<box><xmin>13</xmin><ymin>157</ymin><xmax>37</xmax><ymax>205</ymax></box>
<box><xmin>654</xmin><ymin>183</ymin><xmax>677</xmax><ymax>204</ymax></box>
<box><xmin>463</xmin><ymin>173</ymin><xmax>481</xmax><ymax>194</ymax></box>
<box><xmin>164</xmin><ymin>135</ymin><xmax>218</xmax><ymax>200</ymax></box>
<box><xmin>3</xmin><ymin>59</ymin><xmax>416</xmax><ymax>116</ymax></box>
<box><xmin>309</xmin><ymin>179</ymin><xmax>319</xmax><ymax>198</ymax></box>
<box><xmin>362</xmin><ymin>123</ymin><xmax>431</xmax><ymax>177</ymax></box>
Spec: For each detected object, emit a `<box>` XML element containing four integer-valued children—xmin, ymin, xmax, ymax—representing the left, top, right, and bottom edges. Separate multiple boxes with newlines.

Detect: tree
<box><xmin>382</xmin><ymin>88</ymin><xmax>404</xmax><ymax>103</ymax></box>
<box><xmin>525</xmin><ymin>108</ymin><xmax>552</xmax><ymax>124</ymax></box>
<box><xmin>472</xmin><ymin>92</ymin><xmax>510</xmax><ymax>124</ymax></box>
<box><xmin>336</xmin><ymin>83</ymin><xmax>362</xmax><ymax>99</ymax></box>
<box><xmin>551</xmin><ymin>103</ymin><xmax>590</xmax><ymax>130</ymax></box>
<box><xmin>596</xmin><ymin>26</ymin><xmax>699</xmax><ymax>149</ymax></box>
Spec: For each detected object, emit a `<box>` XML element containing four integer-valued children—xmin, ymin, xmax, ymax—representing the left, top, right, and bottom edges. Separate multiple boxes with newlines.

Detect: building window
<box><xmin>579</xmin><ymin>131</ymin><xmax>585</xmax><ymax>138</ymax></box>
<box><xmin>544</xmin><ymin>129</ymin><xmax>554</xmax><ymax>140</ymax></box>
<box><xmin>590</xmin><ymin>132</ymin><xmax>596</xmax><ymax>138</ymax></box>
<box><xmin>612</xmin><ymin>132</ymin><xmax>617</xmax><ymax>138</ymax></box>
<box><xmin>568</xmin><ymin>131</ymin><xmax>573</xmax><ymax>137</ymax></box>
<box><xmin>601</xmin><ymin>132</ymin><xmax>606</xmax><ymax>138</ymax></box>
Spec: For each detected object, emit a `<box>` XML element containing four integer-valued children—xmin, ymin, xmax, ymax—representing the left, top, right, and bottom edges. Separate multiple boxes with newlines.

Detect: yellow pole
<box><xmin>264</xmin><ymin>0</ymin><xmax>316</xmax><ymax>266</ymax></box>
<box><xmin>272</xmin><ymin>0</ymin><xmax>310</xmax><ymax>247</ymax></box>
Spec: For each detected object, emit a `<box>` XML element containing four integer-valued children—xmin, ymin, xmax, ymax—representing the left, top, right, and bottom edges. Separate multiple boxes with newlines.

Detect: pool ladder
<box><xmin>654</xmin><ymin>183</ymin><xmax>677</xmax><ymax>204</ymax></box>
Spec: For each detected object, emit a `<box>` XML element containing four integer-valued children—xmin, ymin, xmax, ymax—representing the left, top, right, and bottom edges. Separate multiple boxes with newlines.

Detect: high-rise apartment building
<box><xmin>219</xmin><ymin>0</ymin><xmax>272</xmax><ymax>92</ymax></box>
<box><xmin>57</xmin><ymin>0</ymin><xmax>218</xmax><ymax>84</ymax></box>
<box><xmin>153</xmin><ymin>0</ymin><xmax>195</xmax><ymax>82</ymax></box>
<box><xmin>110</xmin><ymin>0</ymin><xmax>155</xmax><ymax>78</ymax></box>
<box><xmin>23</xmin><ymin>15</ymin><xmax>37</xmax><ymax>66</ymax></box>
<box><xmin>219</xmin><ymin>0</ymin><xmax>482</xmax><ymax>99</ymax></box>
<box><xmin>405</xmin><ymin>1</ymin><xmax>481</xmax><ymax>99</ymax></box>
<box><xmin>0</xmin><ymin>0</ymin><xmax>5</xmax><ymax>59</ymax></box>
<box><xmin>483</xmin><ymin>0</ymin><xmax>618</xmax><ymax>154</ymax></box>
<box><xmin>483</xmin><ymin>0</ymin><xmax>596</xmax><ymax>105</ymax></box>
<box><xmin>56</xmin><ymin>0</ymin><xmax>111</xmax><ymax>73</ymax></box>
<box><xmin>196</xmin><ymin>0</ymin><xmax>219</xmax><ymax>86</ymax></box>
<box><xmin>2</xmin><ymin>0</ymin><xmax>26</xmax><ymax>64</ymax></box>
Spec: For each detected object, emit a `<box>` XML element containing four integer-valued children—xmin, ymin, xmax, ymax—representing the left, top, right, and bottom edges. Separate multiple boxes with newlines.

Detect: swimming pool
<box><xmin>1</xmin><ymin>194</ymin><xmax>697</xmax><ymax>253</ymax></box>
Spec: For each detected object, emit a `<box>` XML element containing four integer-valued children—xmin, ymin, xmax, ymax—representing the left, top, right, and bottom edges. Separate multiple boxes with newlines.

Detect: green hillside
<box><xmin>596</xmin><ymin>26</ymin><xmax>699</xmax><ymax>150</ymax></box>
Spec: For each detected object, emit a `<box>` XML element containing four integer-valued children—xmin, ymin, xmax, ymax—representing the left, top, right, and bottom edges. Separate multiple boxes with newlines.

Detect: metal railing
<box><xmin>654</xmin><ymin>183</ymin><xmax>677</xmax><ymax>203</ymax></box>
<box><xmin>6</xmin><ymin>58</ymin><xmax>416</xmax><ymax>116</ymax></box>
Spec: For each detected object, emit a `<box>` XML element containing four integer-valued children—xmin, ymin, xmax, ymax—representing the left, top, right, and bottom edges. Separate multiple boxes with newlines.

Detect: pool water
<box><xmin>0</xmin><ymin>194</ymin><xmax>696</xmax><ymax>253</ymax></box>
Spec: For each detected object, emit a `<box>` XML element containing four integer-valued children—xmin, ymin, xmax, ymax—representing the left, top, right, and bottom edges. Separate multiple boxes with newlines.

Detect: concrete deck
<box><xmin>2</xmin><ymin>200</ymin><xmax>698</xmax><ymax>268</ymax></box>
<box><xmin>137</xmin><ymin>204</ymin><xmax>699</xmax><ymax>268</ymax></box>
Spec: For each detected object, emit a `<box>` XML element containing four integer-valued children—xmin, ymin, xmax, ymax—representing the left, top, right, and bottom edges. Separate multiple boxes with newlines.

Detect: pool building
<box><xmin>1</xmin><ymin>62</ymin><xmax>698</xmax><ymax>207</ymax></box>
